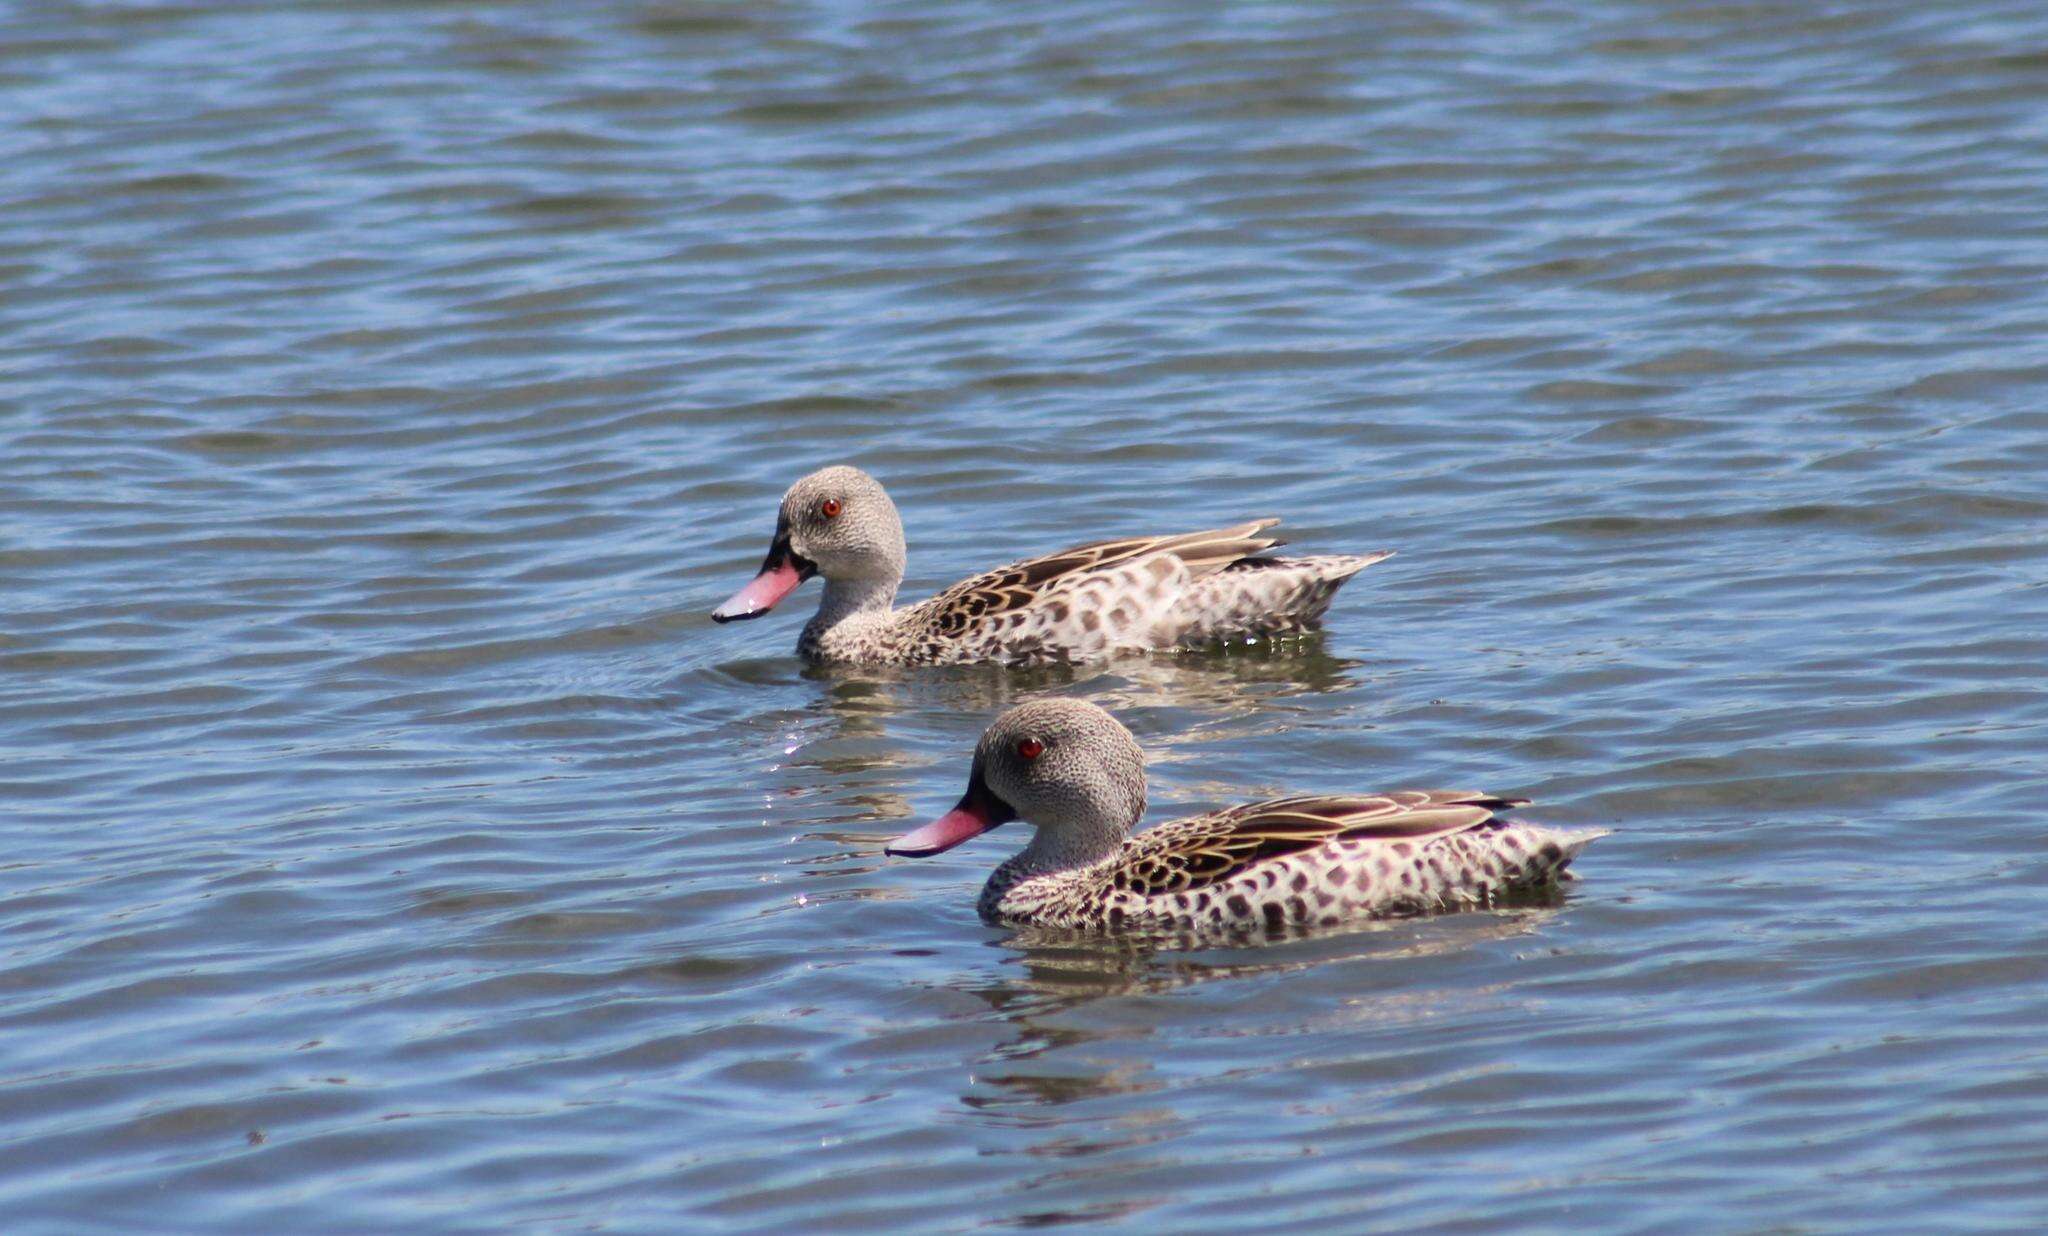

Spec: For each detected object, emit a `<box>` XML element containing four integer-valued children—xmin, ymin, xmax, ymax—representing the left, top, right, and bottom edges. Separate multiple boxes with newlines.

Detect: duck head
<box><xmin>887</xmin><ymin>699</ymin><xmax>1147</xmax><ymax>861</ymax></box>
<box><xmin>712</xmin><ymin>465</ymin><xmax>907</xmax><ymax>623</ymax></box>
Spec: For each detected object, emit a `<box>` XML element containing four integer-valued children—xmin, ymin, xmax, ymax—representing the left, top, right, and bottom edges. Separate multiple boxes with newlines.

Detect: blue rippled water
<box><xmin>4</xmin><ymin>1</ymin><xmax>2047</xmax><ymax>1230</ymax></box>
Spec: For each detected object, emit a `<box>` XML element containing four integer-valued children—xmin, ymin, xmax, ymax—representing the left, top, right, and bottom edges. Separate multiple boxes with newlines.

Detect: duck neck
<box><xmin>803</xmin><ymin>573</ymin><xmax>899</xmax><ymax>640</ymax></box>
<box><xmin>984</xmin><ymin>811</ymin><xmax>1130</xmax><ymax>916</ymax></box>
<box><xmin>1008</xmin><ymin>804</ymin><xmax>1138</xmax><ymax>881</ymax></box>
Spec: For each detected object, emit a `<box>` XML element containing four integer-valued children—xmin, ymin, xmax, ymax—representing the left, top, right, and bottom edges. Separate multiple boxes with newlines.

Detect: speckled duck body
<box><xmin>979</xmin><ymin>797</ymin><xmax>1599</xmax><ymax>932</ymax></box>
<box><xmin>713</xmin><ymin>465</ymin><xmax>1390</xmax><ymax>666</ymax></box>
<box><xmin>888</xmin><ymin>700</ymin><xmax>1605</xmax><ymax>935</ymax></box>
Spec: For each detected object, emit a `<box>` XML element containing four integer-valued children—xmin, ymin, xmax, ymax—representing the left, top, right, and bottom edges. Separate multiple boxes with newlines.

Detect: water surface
<box><xmin>4</xmin><ymin>1</ymin><xmax>2048</xmax><ymax>1230</ymax></box>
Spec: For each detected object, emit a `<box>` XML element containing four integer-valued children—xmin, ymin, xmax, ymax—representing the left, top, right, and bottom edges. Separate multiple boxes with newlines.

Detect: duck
<box><xmin>710</xmin><ymin>465</ymin><xmax>1391</xmax><ymax>666</ymax></box>
<box><xmin>884</xmin><ymin>699</ymin><xmax>1604</xmax><ymax>933</ymax></box>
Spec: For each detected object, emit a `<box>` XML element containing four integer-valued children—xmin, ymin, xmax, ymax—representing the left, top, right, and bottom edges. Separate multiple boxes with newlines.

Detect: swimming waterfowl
<box><xmin>885</xmin><ymin>700</ymin><xmax>1604</xmax><ymax>933</ymax></box>
<box><xmin>711</xmin><ymin>465</ymin><xmax>1390</xmax><ymax>666</ymax></box>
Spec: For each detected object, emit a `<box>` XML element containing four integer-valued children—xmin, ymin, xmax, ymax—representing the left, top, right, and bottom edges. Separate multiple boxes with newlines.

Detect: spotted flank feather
<box><xmin>1108</xmin><ymin>792</ymin><xmax>1532</xmax><ymax>898</ymax></box>
<box><xmin>999</xmin><ymin>789</ymin><xmax>1599</xmax><ymax>932</ymax></box>
<box><xmin>881</xmin><ymin>518</ymin><xmax>1348</xmax><ymax>664</ymax></box>
<box><xmin>932</xmin><ymin>519</ymin><xmax>1289</xmax><ymax>610</ymax></box>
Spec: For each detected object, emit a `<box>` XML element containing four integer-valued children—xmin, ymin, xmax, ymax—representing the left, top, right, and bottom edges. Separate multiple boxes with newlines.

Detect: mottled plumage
<box><xmin>886</xmin><ymin>700</ymin><xmax>1605</xmax><ymax>935</ymax></box>
<box><xmin>711</xmin><ymin>466</ymin><xmax>1390</xmax><ymax>666</ymax></box>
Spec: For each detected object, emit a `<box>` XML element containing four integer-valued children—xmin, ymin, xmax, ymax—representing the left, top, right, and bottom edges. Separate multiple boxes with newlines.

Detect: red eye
<box><xmin>1016</xmin><ymin>738</ymin><xmax>1044</xmax><ymax>761</ymax></box>
<box><xmin>820</xmin><ymin>498</ymin><xmax>842</xmax><ymax>519</ymax></box>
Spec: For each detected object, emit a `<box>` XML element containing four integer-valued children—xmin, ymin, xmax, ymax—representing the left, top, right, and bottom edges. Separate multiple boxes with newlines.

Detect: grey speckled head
<box><xmin>712</xmin><ymin>465</ymin><xmax>907</xmax><ymax>622</ymax></box>
<box><xmin>779</xmin><ymin>465</ymin><xmax>905</xmax><ymax>585</ymax></box>
<box><xmin>977</xmin><ymin>699</ymin><xmax>1146</xmax><ymax>832</ymax></box>
<box><xmin>887</xmin><ymin>699</ymin><xmax>1147</xmax><ymax>860</ymax></box>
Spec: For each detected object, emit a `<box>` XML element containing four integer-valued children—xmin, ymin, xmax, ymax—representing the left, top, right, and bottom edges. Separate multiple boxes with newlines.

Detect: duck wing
<box><xmin>904</xmin><ymin>519</ymin><xmax>1284</xmax><ymax>643</ymax></box>
<box><xmin>1108</xmin><ymin>791</ymin><xmax>1529</xmax><ymax>898</ymax></box>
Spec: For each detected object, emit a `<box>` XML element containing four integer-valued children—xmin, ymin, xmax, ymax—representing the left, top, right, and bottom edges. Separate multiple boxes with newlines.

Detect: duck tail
<box><xmin>1232</xmin><ymin>548</ymin><xmax>1395</xmax><ymax>581</ymax></box>
<box><xmin>1552</xmin><ymin>828</ymin><xmax>1611</xmax><ymax>880</ymax></box>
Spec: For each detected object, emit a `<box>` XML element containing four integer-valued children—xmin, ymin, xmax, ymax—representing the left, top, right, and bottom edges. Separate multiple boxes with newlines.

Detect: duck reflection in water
<box><xmin>946</xmin><ymin>908</ymin><xmax>1569</xmax><ymax>1120</ymax></box>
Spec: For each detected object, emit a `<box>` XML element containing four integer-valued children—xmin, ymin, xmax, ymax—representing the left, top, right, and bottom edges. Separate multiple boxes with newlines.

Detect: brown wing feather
<box><xmin>1109</xmin><ymin>791</ymin><xmax>1527</xmax><ymax>898</ymax></box>
<box><xmin>909</xmin><ymin>519</ymin><xmax>1284</xmax><ymax>638</ymax></box>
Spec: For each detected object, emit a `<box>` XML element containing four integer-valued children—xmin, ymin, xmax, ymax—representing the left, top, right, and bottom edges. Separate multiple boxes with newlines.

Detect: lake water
<box><xmin>5</xmin><ymin>1</ymin><xmax>2048</xmax><ymax>1230</ymax></box>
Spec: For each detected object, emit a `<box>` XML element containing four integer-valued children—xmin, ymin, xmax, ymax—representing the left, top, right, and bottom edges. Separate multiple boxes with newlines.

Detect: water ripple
<box><xmin>4</xmin><ymin>0</ymin><xmax>2048</xmax><ymax>1230</ymax></box>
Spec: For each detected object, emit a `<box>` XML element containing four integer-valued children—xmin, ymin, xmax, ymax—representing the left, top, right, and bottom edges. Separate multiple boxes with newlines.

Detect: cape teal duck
<box><xmin>712</xmin><ymin>465</ymin><xmax>1390</xmax><ymax>666</ymax></box>
<box><xmin>886</xmin><ymin>699</ymin><xmax>1605</xmax><ymax>933</ymax></box>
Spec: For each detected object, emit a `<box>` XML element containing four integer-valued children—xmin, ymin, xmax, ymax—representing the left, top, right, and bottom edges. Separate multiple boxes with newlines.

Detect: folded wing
<box><xmin>905</xmin><ymin>519</ymin><xmax>1284</xmax><ymax>644</ymax></box>
<box><xmin>1110</xmin><ymin>791</ymin><xmax>1531</xmax><ymax>897</ymax></box>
